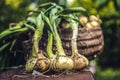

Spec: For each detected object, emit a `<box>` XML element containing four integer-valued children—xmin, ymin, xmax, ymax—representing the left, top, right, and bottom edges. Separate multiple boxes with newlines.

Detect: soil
<box><xmin>0</xmin><ymin>68</ymin><xmax>95</xmax><ymax>80</ymax></box>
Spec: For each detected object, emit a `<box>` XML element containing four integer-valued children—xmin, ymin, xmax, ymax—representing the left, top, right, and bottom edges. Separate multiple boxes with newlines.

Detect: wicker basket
<box><xmin>58</xmin><ymin>26</ymin><xmax>104</xmax><ymax>60</ymax></box>
<box><xmin>22</xmin><ymin>26</ymin><xmax>104</xmax><ymax>60</ymax></box>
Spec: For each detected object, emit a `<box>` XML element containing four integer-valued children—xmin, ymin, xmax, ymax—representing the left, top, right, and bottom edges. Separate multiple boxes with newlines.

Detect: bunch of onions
<box><xmin>28</xmin><ymin>3</ymin><xmax>90</xmax><ymax>72</ymax></box>
<box><xmin>79</xmin><ymin>15</ymin><xmax>102</xmax><ymax>29</ymax></box>
<box><xmin>42</xmin><ymin>4</ymin><xmax>89</xmax><ymax>71</ymax></box>
<box><xmin>0</xmin><ymin>2</ymin><xmax>101</xmax><ymax>73</ymax></box>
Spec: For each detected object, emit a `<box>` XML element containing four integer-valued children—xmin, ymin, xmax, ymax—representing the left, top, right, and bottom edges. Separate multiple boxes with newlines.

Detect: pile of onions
<box><xmin>0</xmin><ymin>2</ymin><xmax>102</xmax><ymax>74</ymax></box>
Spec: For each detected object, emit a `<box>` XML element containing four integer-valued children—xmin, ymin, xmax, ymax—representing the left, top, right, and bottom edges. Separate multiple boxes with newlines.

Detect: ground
<box><xmin>0</xmin><ymin>68</ymin><xmax>95</xmax><ymax>80</ymax></box>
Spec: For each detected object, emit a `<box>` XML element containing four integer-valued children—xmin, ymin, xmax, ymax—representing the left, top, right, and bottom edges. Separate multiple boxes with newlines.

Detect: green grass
<box><xmin>95</xmin><ymin>68</ymin><xmax>120</xmax><ymax>80</ymax></box>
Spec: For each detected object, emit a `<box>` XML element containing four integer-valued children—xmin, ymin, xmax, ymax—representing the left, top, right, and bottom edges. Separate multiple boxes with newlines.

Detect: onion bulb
<box><xmin>79</xmin><ymin>16</ymin><xmax>88</xmax><ymax>25</ymax></box>
<box><xmin>61</xmin><ymin>22</ymin><xmax>71</xmax><ymax>29</ymax></box>
<box><xmin>90</xmin><ymin>21</ymin><xmax>99</xmax><ymax>28</ymax></box>
<box><xmin>85</xmin><ymin>22</ymin><xmax>93</xmax><ymax>29</ymax></box>
<box><xmin>34</xmin><ymin>51</ymin><xmax>50</xmax><ymax>72</ymax></box>
<box><xmin>51</xmin><ymin>55</ymin><xmax>74</xmax><ymax>71</ymax></box>
<box><xmin>25</xmin><ymin>56</ymin><xmax>38</xmax><ymax>72</ymax></box>
<box><xmin>89</xmin><ymin>15</ymin><xmax>99</xmax><ymax>22</ymax></box>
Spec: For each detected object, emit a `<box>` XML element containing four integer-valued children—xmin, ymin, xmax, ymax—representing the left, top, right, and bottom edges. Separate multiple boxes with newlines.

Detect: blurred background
<box><xmin>0</xmin><ymin>0</ymin><xmax>120</xmax><ymax>80</ymax></box>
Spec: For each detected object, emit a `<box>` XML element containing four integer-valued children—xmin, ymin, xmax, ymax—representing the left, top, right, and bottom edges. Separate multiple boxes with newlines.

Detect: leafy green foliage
<box><xmin>0</xmin><ymin>0</ymin><xmax>32</xmax><ymax>31</ymax></box>
<box><xmin>95</xmin><ymin>68</ymin><xmax>120</xmax><ymax>80</ymax></box>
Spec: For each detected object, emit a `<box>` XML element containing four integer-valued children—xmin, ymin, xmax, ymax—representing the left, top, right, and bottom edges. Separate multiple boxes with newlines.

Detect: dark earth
<box><xmin>0</xmin><ymin>68</ymin><xmax>95</xmax><ymax>80</ymax></box>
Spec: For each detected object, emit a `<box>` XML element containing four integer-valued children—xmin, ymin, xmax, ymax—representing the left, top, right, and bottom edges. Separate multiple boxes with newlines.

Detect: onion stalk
<box><xmin>47</xmin><ymin>31</ymin><xmax>74</xmax><ymax>71</ymax></box>
<box><xmin>0</xmin><ymin>22</ymin><xmax>31</xmax><ymax>54</ymax></box>
<box><xmin>70</xmin><ymin>19</ymin><xmax>89</xmax><ymax>70</ymax></box>
<box><xmin>60</xmin><ymin>14</ymin><xmax>89</xmax><ymax>70</ymax></box>
<box><xmin>0</xmin><ymin>24</ymin><xmax>28</xmax><ymax>40</ymax></box>
<box><xmin>25</xmin><ymin>13</ymin><xmax>50</xmax><ymax>72</ymax></box>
